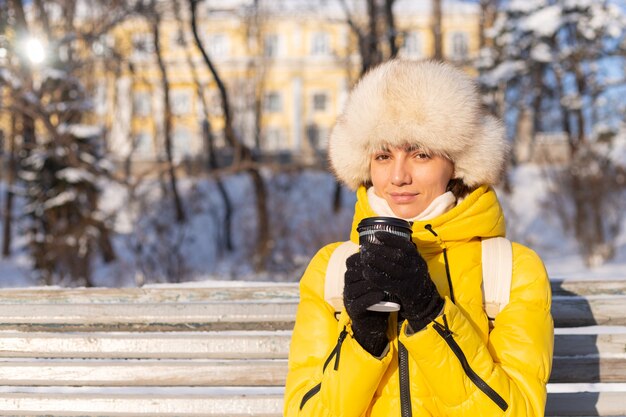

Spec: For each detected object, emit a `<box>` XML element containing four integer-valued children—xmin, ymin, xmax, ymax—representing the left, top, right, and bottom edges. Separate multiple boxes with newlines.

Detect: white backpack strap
<box><xmin>324</xmin><ymin>241</ymin><xmax>359</xmax><ymax>312</ymax></box>
<box><xmin>482</xmin><ymin>237</ymin><xmax>513</xmax><ymax>321</ymax></box>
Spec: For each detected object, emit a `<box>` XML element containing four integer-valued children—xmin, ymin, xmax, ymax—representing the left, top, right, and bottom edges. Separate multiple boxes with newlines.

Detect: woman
<box><xmin>284</xmin><ymin>60</ymin><xmax>553</xmax><ymax>416</ymax></box>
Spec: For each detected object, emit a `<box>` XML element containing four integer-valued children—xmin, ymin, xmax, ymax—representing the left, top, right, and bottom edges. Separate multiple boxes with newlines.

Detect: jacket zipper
<box><xmin>424</xmin><ymin>224</ymin><xmax>455</xmax><ymax>303</ymax></box>
<box><xmin>299</xmin><ymin>383</ymin><xmax>321</xmax><ymax>410</ymax></box>
<box><xmin>432</xmin><ymin>315</ymin><xmax>508</xmax><ymax>411</ymax></box>
<box><xmin>398</xmin><ymin>320</ymin><xmax>413</xmax><ymax>417</ymax></box>
<box><xmin>299</xmin><ymin>327</ymin><xmax>348</xmax><ymax>410</ymax></box>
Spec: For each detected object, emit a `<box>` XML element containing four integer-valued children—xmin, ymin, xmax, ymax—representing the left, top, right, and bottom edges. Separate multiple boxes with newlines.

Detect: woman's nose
<box><xmin>391</xmin><ymin>158</ymin><xmax>411</xmax><ymax>186</ymax></box>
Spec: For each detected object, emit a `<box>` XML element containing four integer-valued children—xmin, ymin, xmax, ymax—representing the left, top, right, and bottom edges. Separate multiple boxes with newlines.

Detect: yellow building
<box><xmin>3</xmin><ymin>0</ymin><xmax>480</xmax><ymax>169</ymax></box>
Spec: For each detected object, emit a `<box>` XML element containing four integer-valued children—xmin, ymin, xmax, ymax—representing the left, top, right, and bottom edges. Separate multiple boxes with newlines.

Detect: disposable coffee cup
<box><xmin>357</xmin><ymin>217</ymin><xmax>413</xmax><ymax>312</ymax></box>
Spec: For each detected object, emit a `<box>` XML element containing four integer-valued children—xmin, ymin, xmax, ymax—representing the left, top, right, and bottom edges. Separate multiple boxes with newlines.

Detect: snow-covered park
<box><xmin>0</xmin><ymin>161</ymin><xmax>624</xmax><ymax>288</ymax></box>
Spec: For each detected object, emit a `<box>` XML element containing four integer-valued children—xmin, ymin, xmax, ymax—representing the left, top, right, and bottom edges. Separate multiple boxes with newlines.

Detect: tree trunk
<box><xmin>333</xmin><ymin>181</ymin><xmax>343</xmax><ymax>213</ymax></box>
<box><xmin>339</xmin><ymin>0</ymin><xmax>379</xmax><ymax>76</ymax></box>
<box><xmin>151</xmin><ymin>6</ymin><xmax>186</xmax><ymax>223</ymax></box>
<box><xmin>365</xmin><ymin>0</ymin><xmax>380</xmax><ymax>70</ymax></box>
<box><xmin>384</xmin><ymin>0</ymin><xmax>398</xmax><ymax>58</ymax></box>
<box><xmin>248</xmin><ymin>168</ymin><xmax>270</xmax><ymax>271</ymax></box>
<box><xmin>189</xmin><ymin>0</ymin><xmax>245</xmax><ymax>162</ymax></box>
<box><xmin>9</xmin><ymin>0</ymin><xmax>36</xmax><ymax>150</ymax></box>
<box><xmin>431</xmin><ymin>0</ymin><xmax>443</xmax><ymax>60</ymax></box>
<box><xmin>2</xmin><ymin>114</ymin><xmax>16</xmax><ymax>257</ymax></box>
<box><xmin>174</xmin><ymin>1</ymin><xmax>234</xmax><ymax>252</ymax></box>
<box><xmin>190</xmin><ymin>0</ymin><xmax>269</xmax><ymax>269</ymax></box>
<box><xmin>205</xmin><ymin>121</ymin><xmax>234</xmax><ymax>251</ymax></box>
<box><xmin>479</xmin><ymin>0</ymin><xmax>499</xmax><ymax>49</ymax></box>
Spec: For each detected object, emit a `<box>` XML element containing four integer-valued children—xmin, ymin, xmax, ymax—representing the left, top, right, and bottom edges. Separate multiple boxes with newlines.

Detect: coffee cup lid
<box><xmin>357</xmin><ymin>217</ymin><xmax>413</xmax><ymax>231</ymax></box>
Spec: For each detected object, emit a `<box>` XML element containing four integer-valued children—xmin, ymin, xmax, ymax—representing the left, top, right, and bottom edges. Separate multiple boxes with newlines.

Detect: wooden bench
<box><xmin>0</xmin><ymin>279</ymin><xmax>624</xmax><ymax>416</ymax></box>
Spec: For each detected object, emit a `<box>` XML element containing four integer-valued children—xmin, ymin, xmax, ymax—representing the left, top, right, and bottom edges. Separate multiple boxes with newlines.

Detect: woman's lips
<box><xmin>388</xmin><ymin>192</ymin><xmax>418</xmax><ymax>203</ymax></box>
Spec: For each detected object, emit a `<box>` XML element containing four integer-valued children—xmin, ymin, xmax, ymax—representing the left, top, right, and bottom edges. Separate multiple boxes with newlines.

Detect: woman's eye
<box><xmin>374</xmin><ymin>153</ymin><xmax>390</xmax><ymax>161</ymax></box>
<box><xmin>414</xmin><ymin>152</ymin><xmax>430</xmax><ymax>160</ymax></box>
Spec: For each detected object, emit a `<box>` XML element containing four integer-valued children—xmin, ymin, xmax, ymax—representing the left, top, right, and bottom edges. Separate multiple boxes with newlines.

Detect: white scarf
<box><xmin>367</xmin><ymin>188</ymin><xmax>457</xmax><ymax>221</ymax></box>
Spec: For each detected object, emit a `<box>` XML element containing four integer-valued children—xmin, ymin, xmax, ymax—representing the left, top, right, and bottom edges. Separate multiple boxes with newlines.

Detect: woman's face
<box><xmin>370</xmin><ymin>145</ymin><xmax>454</xmax><ymax>219</ymax></box>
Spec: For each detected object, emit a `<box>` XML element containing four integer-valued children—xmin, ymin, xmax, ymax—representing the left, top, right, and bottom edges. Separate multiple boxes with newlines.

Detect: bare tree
<box><xmin>189</xmin><ymin>0</ymin><xmax>270</xmax><ymax>270</ymax></box>
<box><xmin>1</xmin><ymin>114</ymin><xmax>16</xmax><ymax>257</ymax></box>
<box><xmin>431</xmin><ymin>0</ymin><xmax>443</xmax><ymax>60</ymax></box>
<box><xmin>383</xmin><ymin>0</ymin><xmax>399</xmax><ymax>58</ymax></box>
<box><xmin>244</xmin><ymin>0</ymin><xmax>268</xmax><ymax>151</ymax></box>
<box><xmin>173</xmin><ymin>0</ymin><xmax>234</xmax><ymax>250</ymax></box>
<box><xmin>338</xmin><ymin>0</ymin><xmax>389</xmax><ymax>76</ymax></box>
<box><xmin>143</xmin><ymin>0</ymin><xmax>186</xmax><ymax>223</ymax></box>
<box><xmin>478</xmin><ymin>0</ymin><xmax>500</xmax><ymax>49</ymax></box>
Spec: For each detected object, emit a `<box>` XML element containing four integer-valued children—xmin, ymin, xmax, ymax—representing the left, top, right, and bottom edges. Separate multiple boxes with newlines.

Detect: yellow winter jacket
<box><xmin>284</xmin><ymin>185</ymin><xmax>553</xmax><ymax>416</ymax></box>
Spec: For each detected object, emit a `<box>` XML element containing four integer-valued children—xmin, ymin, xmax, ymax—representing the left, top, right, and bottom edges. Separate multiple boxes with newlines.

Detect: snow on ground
<box><xmin>0</xmin><ymin>163</ymin><xmax>624</xmax><ymax>288</ymax></box>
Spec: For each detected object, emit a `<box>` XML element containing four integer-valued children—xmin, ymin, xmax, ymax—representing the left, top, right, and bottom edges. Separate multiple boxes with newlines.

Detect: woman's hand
<box><xmin>361</xmin><ymin>232</ymin><xmax>444</xmax><ymax>332</ymax></box>
<box><xmin>343</xmin><ymin>253</ymin><xmax>390</xmax><ymax>356</ymax></box>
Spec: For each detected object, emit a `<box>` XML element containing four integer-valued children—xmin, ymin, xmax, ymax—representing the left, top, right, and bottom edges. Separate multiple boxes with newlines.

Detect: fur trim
<box><xmin>328</xmin><ymin>60</ymin><xmax>509</xmax><ymax>190</ymax></box>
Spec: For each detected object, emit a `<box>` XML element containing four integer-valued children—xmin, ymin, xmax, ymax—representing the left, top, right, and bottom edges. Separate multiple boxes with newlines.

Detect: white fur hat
<box><xmin>328</xmin><ymin>59</ymin><xmax>508</xmax><ymax>190</ymax></box>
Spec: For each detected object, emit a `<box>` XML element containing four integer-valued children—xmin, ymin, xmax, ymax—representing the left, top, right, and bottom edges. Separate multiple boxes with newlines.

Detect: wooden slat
<box><xmin>0</xmin><ymin>359</ymin><xmax>287</xmax><ymax>386</ymax></box>
<box><xmin>551</xmin><ymin>333</ymin><xmax>626</xmax><ymax>382</ymax></box>
<box><xmin>0</xmin><ymin>302</ymin><xmax>297</xmax><ymax>331</ymax></box>
<box><xmin>1</xmin><ymin>330</ymin><xmax>623</xmax><ymax>359</ymax></box>
<box><xmin>554</xmin><ymin>333</ymin><xmax>626</xmax><ymax>357</ymax></box>
<box><xmin>0</xmin><ymin>278</ymin><xmax>621</xmax><ymax>305</ymax></box>
<box><xmin>0</xmin><ymin>285</ymin><xmax>300</xmax><ymax>304</ymax></box>
<box><xmin>0</xmin><ymin>356</ymin><xmax>623</xmax><ymax>387</ymax></box>
<box><xmin>0</xmin><ymin>279</ymin><xmax>620</xmax><ymax>305</ymax></box>
<box><xmin>0</xmin><ymin>331</ymin><xmax>292</xmax><ymax>359</ymax></box>
<box><xmin>550</xmin><ymin>358</ymin><xmax>626</xmax><ymax>383</ymax></box>
<box><xmin>551</xmin><ymin>279</ymin><xmax>626</xmax><ymax>296</ymax></box>
<box><xmin>551</xmin><ymin>296</ymin><xmax>626</xmax><ymax>327</ymax></box>
<box><xmin>546</xmin><ymin>391</ymin><xmax>626</xmax><ymax>416</ymax></box>
<box><xmin>0</xmin><ymin>284</ymin><xmax>622</xmax><ymax>332</ymax></box>
<box><xmin>0</xmin><ymin>389</ymin><xmax>623</xmax><ymax>416</ymax></box>
<box><xmin>0</xmin><ymin>280</ymin><xmax>622</xmax><ymax>302</ymax></box>
<box><xmin>0</xmin><ymin>391</ymin><xmax>284</xmax><ymax>416</ymax></box>
<box><xmin>1</xmin><ymin>331</ymin><xmax>624</xmax><ymax>362</ymax></box>
<box><xmin>0</xmin><ymin>297</ymin><xmax>623</xmax><ymax>331</ymax></box>
<box><xmin>0</xmin><ymin>297</ymin><xmax>621</xmax><ymax>331</ymax></box>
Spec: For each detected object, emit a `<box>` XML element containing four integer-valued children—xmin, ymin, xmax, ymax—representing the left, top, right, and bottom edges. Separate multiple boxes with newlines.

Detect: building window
<box><xmin>401</xmin><ymin>31</ymin><xmax>422</xmax><ymax>58</ymax></box>
<box><xmin>204</xmin><ymin>33</ymin><xmax>229</xmax><ymax>57</ymax></box>
<box><xmin>451</xmin><ymin>32</ymin><xmax>468</xmax><ymax>61</ymax></box>
<box><xmin>264</xmin><ymin>128</ymin><xmax>286</xmax><ymax>151</ymax></box>
<box><xmin>171</xmin><ymin>89</ymin><xmax>193</xmax><ymax>116</ymax></box>
<box><xmin>311</xmin><ymin>32</ymin><xmax>330</xmax><ymax>56</ymax></box>
<box><xmin>306</xmin><ymin>124</ymin><xmax>329</xmax><ymax>149</ymax></box>
<box><xmin>131</xmin><ymin>33</ymin><xmax>154</xmax><ymax>61</ymax></box>
<box><xmin>263</xmin><ymin>92</ymin><xmax>282</xmax><ymax>113</ymax></box>
<box><xmin>133</xmin><ymin>92</ymin><xmax>151</xmax><ymax>117</ymax></box>
<box><xmin>170</xmin><ymin>29</ymin><xmax>186</xmax><ymax>50</ymax></box>
<box><xmin>206</xmin><ymin>89</ymin><xmax>223</xmax><ymax>117</ymax></box>
<box><xmin>95</xmin><ymin>83</ymin><xmax>107</xmax><ymax>115</ymax></box>
<box><xmin>134</xmin><ymin>131</ymin><xmax>154</xmax><ymax>157</ymax></box>
<box><xmin>173</xmin><ymin>126</ymin><xmax>192</xmax><ymax>161</ymax></box>
<box><xmin>312</xmin><ymin>92</ymin><xmax>328</xmax><ymax>112</ymax></box>
<box><xmin>264</xmin><ymin>34</ymin><xmax>280</xmax><ymax>57</ymax></box>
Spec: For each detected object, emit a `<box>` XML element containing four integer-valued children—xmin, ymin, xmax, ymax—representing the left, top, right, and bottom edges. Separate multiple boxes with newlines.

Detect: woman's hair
<box><xmin>446</xmin><ymin>178</ymin><xmax>474</xmax><ymax>200</ymax></box>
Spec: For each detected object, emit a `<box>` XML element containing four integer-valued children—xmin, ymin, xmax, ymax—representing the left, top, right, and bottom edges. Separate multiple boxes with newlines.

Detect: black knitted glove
<box><xmin>343</xmin><ymin>252</ymin><xmax>390</xmax><ymax>356</ymax></box>
<box><xmin>361</xmin><ymin>231</ymin><xmax>444</xmax><ymax>332</ymax></box>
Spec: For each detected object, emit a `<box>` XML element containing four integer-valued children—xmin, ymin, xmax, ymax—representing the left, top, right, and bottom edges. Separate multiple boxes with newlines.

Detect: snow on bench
<box><xmin>0</xmin><ymin>279</ymin><xmax>623</xmax><ymax>416</ymax></box>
